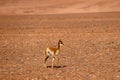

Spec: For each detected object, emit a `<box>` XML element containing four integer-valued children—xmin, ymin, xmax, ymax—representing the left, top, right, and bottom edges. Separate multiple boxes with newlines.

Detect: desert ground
<box><xmin>0</xmin><ymin>12</ymin><xmax>120</xmax><ymax>80</ymax></box>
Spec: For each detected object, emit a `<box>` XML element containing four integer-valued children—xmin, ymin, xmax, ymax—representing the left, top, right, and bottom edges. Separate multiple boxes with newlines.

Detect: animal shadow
<box><xmin>47</xmin><ymin>65</ymin><xmax>67</xmax><ymax>68</ymax></box>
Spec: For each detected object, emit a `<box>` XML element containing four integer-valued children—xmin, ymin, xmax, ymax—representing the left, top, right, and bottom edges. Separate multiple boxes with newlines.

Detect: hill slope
<box><xmin>0</xmin><ymin>0</ymin><xmax>120</xmax><ymax>15</ymax></box>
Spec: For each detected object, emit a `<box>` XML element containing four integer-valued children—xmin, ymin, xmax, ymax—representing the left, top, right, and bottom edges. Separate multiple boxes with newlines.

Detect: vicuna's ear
<box><xmin>59</xmin><ymin>39</ymin><xmax>61</xmax><ymax>41</ymax></box>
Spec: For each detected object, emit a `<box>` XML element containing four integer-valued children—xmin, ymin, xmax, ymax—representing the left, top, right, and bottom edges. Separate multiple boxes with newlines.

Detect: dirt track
<box><xmin>0</xmin><ymin>12</ymin><xmax>120</xmax><ymax>80</ymax></box>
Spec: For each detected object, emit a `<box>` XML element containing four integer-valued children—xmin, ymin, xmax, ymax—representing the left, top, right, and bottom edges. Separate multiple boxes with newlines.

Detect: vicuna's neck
<box><xmin>58</xmin><ymin>42</ymin><xmax>60</xmax><ymax>49</ymax></box>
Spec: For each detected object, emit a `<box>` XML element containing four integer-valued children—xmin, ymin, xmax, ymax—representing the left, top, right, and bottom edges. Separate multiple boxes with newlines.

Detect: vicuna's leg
<box><xmin>56</xmin><ymin>57</ymin><xmax>60</xmax><ymax>66</ymax></box>
<box><xmin>52</xmin><ymin>57</ymin><xmax>55</xmax><ymax>68</ymax></box>
<box><xmin>44</xmin><ymin>56</ymin><xmax>49</xmax><ymax>67</ymax></box>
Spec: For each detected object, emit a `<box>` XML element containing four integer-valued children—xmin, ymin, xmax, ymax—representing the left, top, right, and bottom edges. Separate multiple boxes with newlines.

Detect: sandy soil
<box><xmin>0</xmin><ymin>12</ymin><xmax>120</xmax><ymax>80</ymax></box>
<box><xmin>0</xmin><ymin>0</ymin><xmax>120</xmax><ymax>15</ymax></box>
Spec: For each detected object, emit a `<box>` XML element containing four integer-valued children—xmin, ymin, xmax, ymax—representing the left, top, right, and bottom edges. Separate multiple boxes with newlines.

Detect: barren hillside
<box><xmin>0</xmin><ymin>0</ymin><xmax>120</xmax><ymax>15</ymax></box>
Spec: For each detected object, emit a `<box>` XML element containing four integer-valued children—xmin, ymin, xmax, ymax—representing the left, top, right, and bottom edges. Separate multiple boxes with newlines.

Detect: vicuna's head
<box><xmin>58</xmin><ymin>39</ymin><xmax>64</xmax><ymax>46</ymax></box>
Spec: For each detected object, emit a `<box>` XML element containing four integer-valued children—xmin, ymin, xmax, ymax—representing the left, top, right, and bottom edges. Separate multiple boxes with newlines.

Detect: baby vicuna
<box><xmin>44</xmin><ymin>39</ymin><xmax>64</xmax><ymax>68</ymax></box>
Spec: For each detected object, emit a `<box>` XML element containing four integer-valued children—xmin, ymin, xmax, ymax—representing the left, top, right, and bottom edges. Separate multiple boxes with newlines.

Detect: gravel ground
<box><xmin>0</xmin><ymin>12</ymin><xmax>120</xmax><ymax>80</ymax></box>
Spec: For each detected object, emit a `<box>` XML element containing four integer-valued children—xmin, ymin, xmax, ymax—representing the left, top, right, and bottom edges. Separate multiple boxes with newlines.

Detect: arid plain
<box><xmin>0</xmin><ymin>12</ymin><xmax>120</xmax><ymax>80</ymax></box>
<box><xmin>0</xmin><ymin>0</ymin><xmax>120</xmax><ymax>80</ymax></box>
